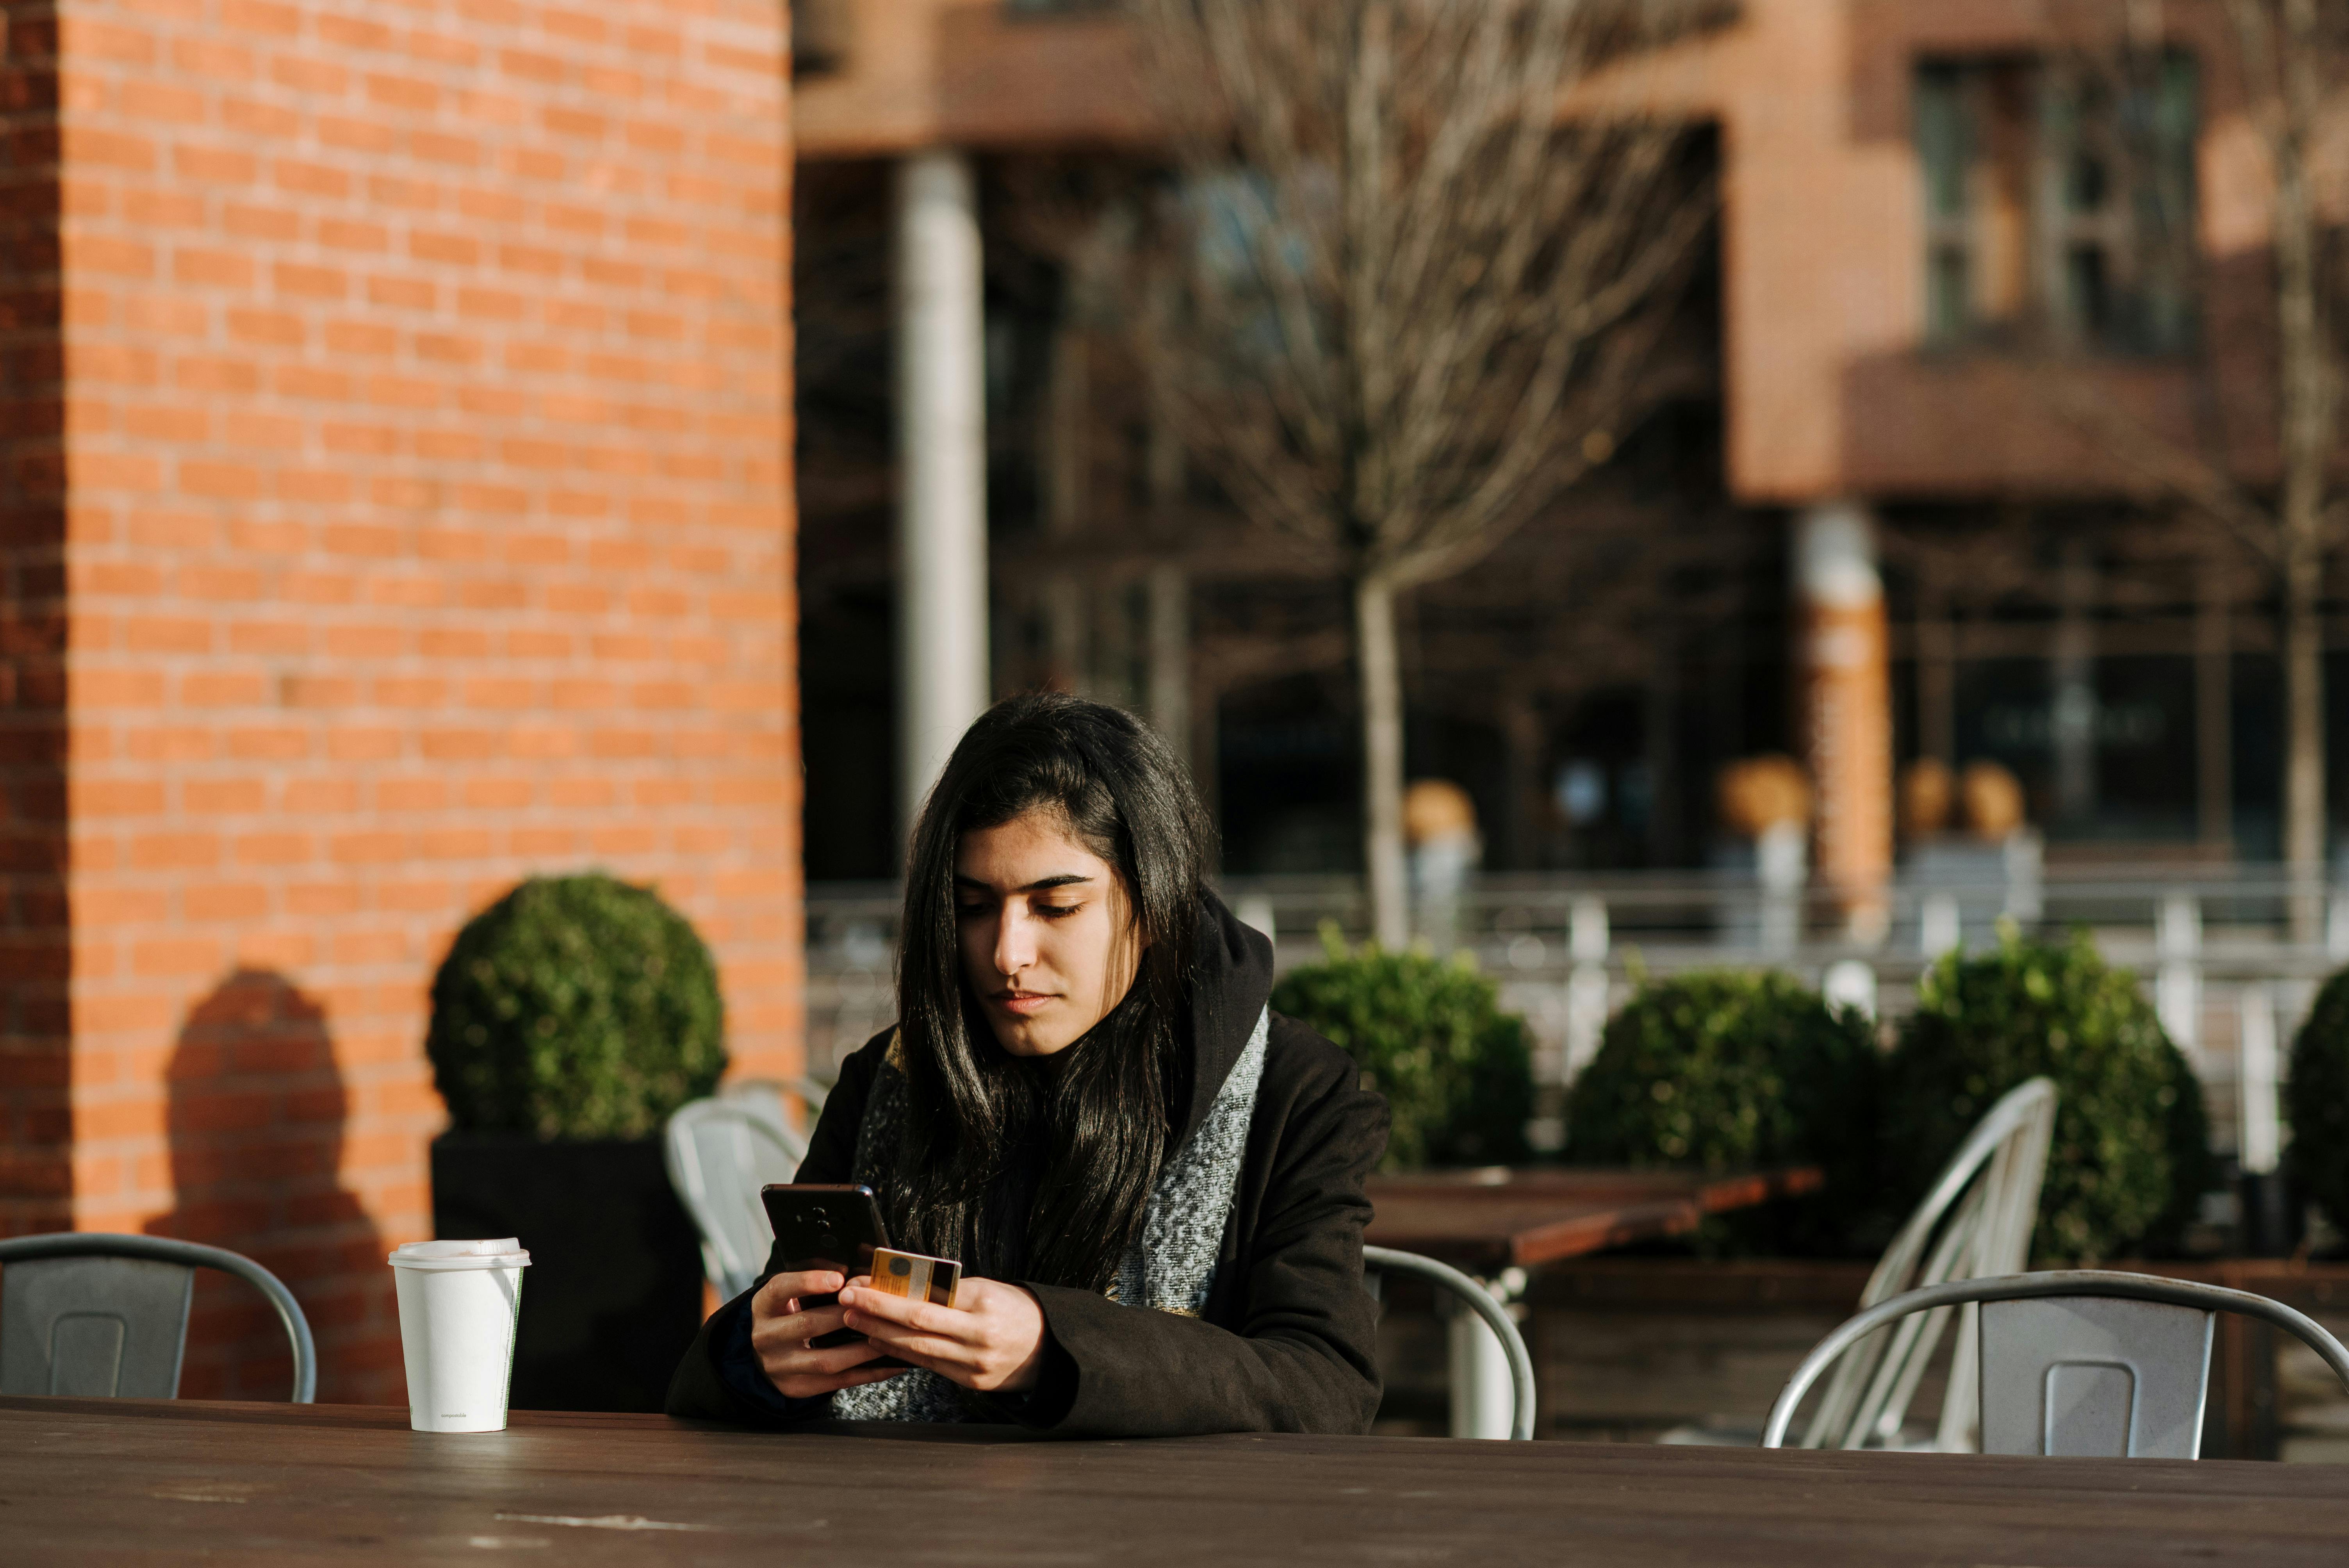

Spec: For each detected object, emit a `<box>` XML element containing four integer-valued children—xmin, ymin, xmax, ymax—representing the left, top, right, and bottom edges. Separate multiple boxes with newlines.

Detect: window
<box><xmin>1916</xmin><ymin>64</ymin><xmax>1976</xmax><ymax>346</ymax></box>
<box><xmin>1914</xmin><ymin>52</ymin><xmax>2198</xmax><ymax>355</ymax></box>
<box><xmin>793</xmin><ymin>0</ymin><xmax>850</xmax><ymax>77</ymax></box>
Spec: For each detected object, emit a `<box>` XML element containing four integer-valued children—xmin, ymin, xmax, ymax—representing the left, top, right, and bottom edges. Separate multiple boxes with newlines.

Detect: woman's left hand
<box><xmin>838</xmin><ymin>1276</ymin><xmax>1047</xmax><ymax>1395</ymax></box>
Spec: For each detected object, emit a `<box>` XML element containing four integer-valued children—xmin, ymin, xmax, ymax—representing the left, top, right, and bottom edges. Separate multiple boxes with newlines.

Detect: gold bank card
<box><xmin>868</xmin><ymin>1247</ymin><xmax>961</xmax><ymax>1309</ymax></box>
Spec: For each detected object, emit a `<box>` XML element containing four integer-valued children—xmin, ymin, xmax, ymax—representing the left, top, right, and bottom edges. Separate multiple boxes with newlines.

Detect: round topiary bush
<box><xmin>1882</xmin><ymin>926</ymin><xmax>2211</xmax><ymax>1266</ymax></box>
<box><xmin>2287</xmin><ymin>968</ymin><xmax>2349</xmax><ymax>1237</ymax></box>
<box><xmin>1270</xmin><ymin>930</ymin><xmax>1533</xmax><ymax>1170</ymax></box>
<box><xmin>1563</xmin><ymin>969</ymin><xmax>1880</xmax><ymax>1252</ymax></box>
<box><xmin>428</xmin><ymin>873</ymin><xmax>727</xmax><ymax>1141</ymax></box>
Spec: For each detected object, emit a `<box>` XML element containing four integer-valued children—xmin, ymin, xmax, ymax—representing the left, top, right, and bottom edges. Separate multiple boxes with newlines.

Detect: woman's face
<box><xmin>955</xmin><ymin>808</ymin><xmax>1142</xmax><ymax>1057</ymax></box>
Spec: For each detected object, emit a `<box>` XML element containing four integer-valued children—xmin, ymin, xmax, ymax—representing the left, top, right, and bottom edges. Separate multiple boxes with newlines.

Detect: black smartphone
<box><xmin>760</xmin><ymin>1183</ymin><xmax>891</xmax><ymax>1349</ymax></box>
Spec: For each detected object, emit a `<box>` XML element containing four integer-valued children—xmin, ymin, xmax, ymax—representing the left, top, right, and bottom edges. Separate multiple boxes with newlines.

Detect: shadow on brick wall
<box><xmin>144</xmin><ymin>969</ymin><xmax>394</xmax><ymax>1404</ymax></box>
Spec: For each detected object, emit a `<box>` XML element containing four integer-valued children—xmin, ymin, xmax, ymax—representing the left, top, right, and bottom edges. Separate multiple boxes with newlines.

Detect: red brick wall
<box><xmin>2</xmin><ymin>0</ymin><xmax>797</xmax><ymax>1404</ymax></box>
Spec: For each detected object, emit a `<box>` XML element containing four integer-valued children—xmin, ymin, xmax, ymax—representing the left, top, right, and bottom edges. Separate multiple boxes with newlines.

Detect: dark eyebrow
<box><xmin>955</xmin><ymin>873</ymin><xmax>1096</xmax><ymax>894</ymax></box>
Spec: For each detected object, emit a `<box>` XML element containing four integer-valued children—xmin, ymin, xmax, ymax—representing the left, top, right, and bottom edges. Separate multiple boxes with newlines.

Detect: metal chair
<box><xmin>1798</xmin><ymin>1075</ymin><xmax>2057</xmax><ymax>1451</ymax></box>
<box><xmin>1658</xmin><ymin>1075</ymin><xmax>2057</xmax><ymax>1450</ymax></box>
<box><xmin>1764</xmin><ymin>1270</ymin><xmax>2349</xmax><ymax>1459</ymax></box>
<box><xmin>725</xmin><ymin>1076</ymin><xmax>831</xmax><ymax>1146</ymax></box>
<box><xmin>0</xmin><ymin>1233</ymin><xmax>317</xmax><ymax>1402</ymax></box>
<box><xmin>664</xmin><ymin>1083</ymin><xmax>811</xmax><ymax>1301</ymax></box>
<box><xmin>1363</xmin><ymin>1245</ymin><xmax>1536</xmax><ymax>1441</ymax></box>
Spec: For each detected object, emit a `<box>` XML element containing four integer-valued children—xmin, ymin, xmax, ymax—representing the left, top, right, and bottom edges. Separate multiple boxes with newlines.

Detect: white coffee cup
<box><xmin>389</xmin><ymin>1238</ymin><xmax>531</xmax><ymax>1433</ymax></box>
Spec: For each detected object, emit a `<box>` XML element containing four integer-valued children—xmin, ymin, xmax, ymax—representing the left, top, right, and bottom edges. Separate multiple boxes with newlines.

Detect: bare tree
<box><xmin>1132</xmin><ymin>0</ymin><xmax>1713</xmax><ymax>944</ymax></box>
<box><xmin>2025</xmin><ymin>2</ymin><xmax>2345</xmax><ymax>922</ymax></box>
<box><xmin>2230</xmin><ymin>0</ymin><xmax>2342</xmax><ymax>919</ymax></box>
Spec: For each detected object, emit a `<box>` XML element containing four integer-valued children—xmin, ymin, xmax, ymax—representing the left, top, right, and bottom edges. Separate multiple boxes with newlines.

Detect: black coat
<box><xmin>663</xmin><ymin>897</ymin><xmax>1390</xmax><ymax>1437</ymax></box>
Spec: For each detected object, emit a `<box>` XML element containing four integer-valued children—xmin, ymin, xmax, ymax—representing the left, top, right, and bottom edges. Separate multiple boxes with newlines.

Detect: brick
<box><xmin>120</xmin><ymin>404</ymin><xmax>209</xmax><ymax>442</ymax></box>
<box><xmin>273</xmin><ymin>261</ymin><xmax>345</xmax><ymax>299</ymax></box>
<box><xmin>175</xmin><ymin>248</ymin><xmax>257</xmax><ymax>289</ymax></box>
<box><xmin>132</xmin><ymin>936</ymin><xmax>227</xmax><ymax>977</ymax></box>
<box><xmin>129</xmin><ymin>831</ymin><xmax>221</xmax><ymax>870</ymax></box>
<box><xmin>223</xmin><ymin>95</ymin><xmax>303</xmax><ymax>141</ymax></box>
<box><xmin>222</xmin><ymin>201</ymin><xmax>301</xmax><ymax>242</ymax></box>
<box><xmin>328</xmin><ymin>831</ymin><xmax>404</xmax><ymax>866</ymax></box>
<box><xmin>64</xmin><ymin>126</ymin><xmax>157</xmax><ymax>172</ymax></box>
<box><xmin>231</xmin><ymin>831</ymin><xmax>312</xmax><ymax>868</ymax></box>
<box><xmin>120</xmin><ymin>189</ymin><xmax>207</xmax><ymax>231</ymax></box>
<box><xmin>69</xmin><ymin>235</ymin><xmax>154</xmax><ymax>277</ymax></box>
<box><xmin>274</xmin><ymin>159</ymin><xmax>349</xmax><ymax>199</ymax></box>
<box><xmin>374</xmin><ymin>777</ymin><xmax>445</xmax><ymax>813</ymax></box>
<box><xmin>71</xmin><ymin>777</ymin><xmax>167</xmax><ymax>816</ymax></box>
<box><xmin>175</xmin><ymin>143</ymin><xmax>259</xmax><ymax>185</ymax></box>
<box><xmin>366</xmin><ymin>274</ymin><xmax>434</xmax><ymax>310</ymax></box>
<box><xmin>180</xmin><ymin>461</ymin><xmax>264</xmax><ymax>499</ymax></box>
<box><xmin>317</xmin><ymin>219</ymin><xmax>387</xmax><ymax>253</ymax></box>
<box><xmin>269</xmin><ymin>54</ymin><xmax>348</xmax><ymax>95</ymax></box>
<box><xmin>274</xmin><ymin>771</ymin><xmax>358</xmax><ymax>812</ymax></box>
<box><xmin>224</xmin><ymin>726</ymin><xmax>309</xmax><ymax>760</ymax></box>
<box><xmin>175</xmin><ymin>38</ymin><xmax>256</xmax><ymax>80</ymax></box>
<box><xmin>123</xmin><ymin>615</ymin><xmax>214</xmax><ymax>654</ymax></box>
<box><xmin>182</xmin><ymin>882</ymin><xmax>271</xmax><ymax>921</ymax></box>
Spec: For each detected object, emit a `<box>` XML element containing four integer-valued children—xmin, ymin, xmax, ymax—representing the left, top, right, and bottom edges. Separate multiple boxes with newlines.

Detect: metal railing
<box><xmin>805</xmin><ymin>861</ymin><xmax>2343</xmax><ymax>1172</ymax></box>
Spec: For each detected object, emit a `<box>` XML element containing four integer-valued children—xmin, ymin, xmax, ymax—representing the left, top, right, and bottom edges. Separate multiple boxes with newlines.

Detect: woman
<box><xmin>666</xmin><ymin>693</ymin><xmax>1388</xmax><ymax>1436</ymax></box>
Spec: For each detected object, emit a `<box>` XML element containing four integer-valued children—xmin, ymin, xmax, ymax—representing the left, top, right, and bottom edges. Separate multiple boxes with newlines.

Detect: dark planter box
<box><xmin>431</xmin><ymin>1133</ymin><xmax>704</xmax><ymax>1413</ymax></box>
<box><xmin>2239</xmin><ymin>1170</ymin><xmax>2308</xmax><ymax>1258</ymax></box>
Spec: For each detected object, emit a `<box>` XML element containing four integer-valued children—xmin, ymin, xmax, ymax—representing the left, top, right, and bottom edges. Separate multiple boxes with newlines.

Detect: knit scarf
<box><xmin>832</xmin><ymin>1007</ymin><xmax>1270</xmax><ymax>1422</ymax></box>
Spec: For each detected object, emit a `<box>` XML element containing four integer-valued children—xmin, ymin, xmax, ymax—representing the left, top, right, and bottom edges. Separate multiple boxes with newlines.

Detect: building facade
<box><xmin>793</xmin><ymin>0</ymin><xmax>2339</xmax><ymax>912</ymax></box>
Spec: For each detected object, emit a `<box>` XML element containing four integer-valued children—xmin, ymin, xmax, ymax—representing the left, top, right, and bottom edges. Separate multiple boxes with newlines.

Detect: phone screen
<box><xmin>760</xmin><ymin>1183</ymin><xmax>891</xmax><ymax>1349</ymax></box>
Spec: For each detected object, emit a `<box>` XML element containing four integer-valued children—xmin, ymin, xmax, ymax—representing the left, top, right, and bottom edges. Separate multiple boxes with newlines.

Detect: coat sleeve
<box><xmin>1022</xmin><ymin>1030</ymin><xmax>1389</xmax><ymax>1437</ymax></box>
<box><xmin>662</xmin><ymin>1038</ymin><xmax>881</xmax><ymax>1423</ymax></box>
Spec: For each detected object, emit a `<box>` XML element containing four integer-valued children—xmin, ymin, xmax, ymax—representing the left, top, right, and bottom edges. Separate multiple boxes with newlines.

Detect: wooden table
<box><xmin>1365</xmin><ymin>1166</ymin><xmax>1824</xmax><ymax>1271</ymax></box>
<box><xmin>3</xmin><ymin>1397</ymin><xmax>2340</xmax><ymax>1564</ymax></box>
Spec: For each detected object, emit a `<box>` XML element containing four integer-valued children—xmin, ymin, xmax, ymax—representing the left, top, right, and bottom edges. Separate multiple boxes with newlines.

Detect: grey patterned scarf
<box><xmin>833</xmin><ymin>1007</ymin><xmax>1270</xmax><ymax>1422</ymax></box>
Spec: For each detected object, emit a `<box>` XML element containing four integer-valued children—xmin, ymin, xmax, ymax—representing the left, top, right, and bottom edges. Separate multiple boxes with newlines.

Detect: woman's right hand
<box><xmin>748</xmin><ymin>1269</ymin><xmax>904</xmax><ymax>1399</ymax></box>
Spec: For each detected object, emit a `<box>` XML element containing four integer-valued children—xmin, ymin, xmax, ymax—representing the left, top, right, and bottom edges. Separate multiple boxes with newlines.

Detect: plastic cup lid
<box><xmin>389</xmin><ymin>1238</ymin><xmax>531</xmax><ymax>1268</ymax></box>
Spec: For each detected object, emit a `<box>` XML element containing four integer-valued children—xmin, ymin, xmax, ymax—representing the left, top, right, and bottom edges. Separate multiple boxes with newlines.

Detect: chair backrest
<box><xmin>664</xmin><ymin>1090</ymin><xmax>807</xmax><ymax>1301</ymax></box>
<box><xmin>1764</xmin><ymin>1269</ymin><xmax>2349</xmax><ymax>1459</ymax></box>
<box><xmin>0</xmin><ymin>1233</ymin><xmax>317</xmax><ymax>1403</ymax></box>
<box><xmin>1799</xmin><ymin>1075</ymin><xmax>2057</xmax><ymax>1451</ymax></box>
<box><xmin>1362</xmin><ymin>1244</ymin><xmax>1536</xmax><ymax>1441</ymax></box>
<box><xmin>734</xmin><ymin>1076</ymin><xmax>830</xmax><ymax>1146</ymax></box>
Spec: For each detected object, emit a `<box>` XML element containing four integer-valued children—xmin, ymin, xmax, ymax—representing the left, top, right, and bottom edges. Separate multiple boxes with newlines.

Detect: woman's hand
<box><xmin>838</xmin><ymin>1276</ymin><xmax>1048</xmax><ymax>1395</ymax></box>
<box><xmin>749</xmin><ymin>1269</ymin><xmax>905</xmax><ymax>1399</ymax></box>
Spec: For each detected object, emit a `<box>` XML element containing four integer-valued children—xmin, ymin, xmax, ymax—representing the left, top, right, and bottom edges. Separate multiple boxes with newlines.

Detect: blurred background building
<box><xmin>795</xmin><ymin>0</ymin><xmax>2328</xmax><ymax>887</ymax></box>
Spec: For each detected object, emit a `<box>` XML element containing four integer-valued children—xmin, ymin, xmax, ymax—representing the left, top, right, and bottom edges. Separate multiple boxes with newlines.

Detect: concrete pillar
<box><xmin>1563</xmin><ymin>897</ymin><xmax>1610</xmax><ymax>1085</ymax></box>
<box><xmin>2155</xmin><ymin>892</ymin><xmax>2201</xmax><ymax>1054</ymax></box>
<box><xmin>895</xmin><ymin>150</ymin><xmax>991</xmax><ymax>831</ymax></box>
<box><xmin>1795</xmin><ymin>502</ymin><xmax>1893</xmax><ymax>944</ymax></box>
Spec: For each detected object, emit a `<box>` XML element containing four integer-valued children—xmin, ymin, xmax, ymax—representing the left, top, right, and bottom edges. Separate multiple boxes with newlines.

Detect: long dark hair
<box><xmin>884</xmin><ymin>693</ymin><xmax>1212</xmax><ymax>1292</ymax></box>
